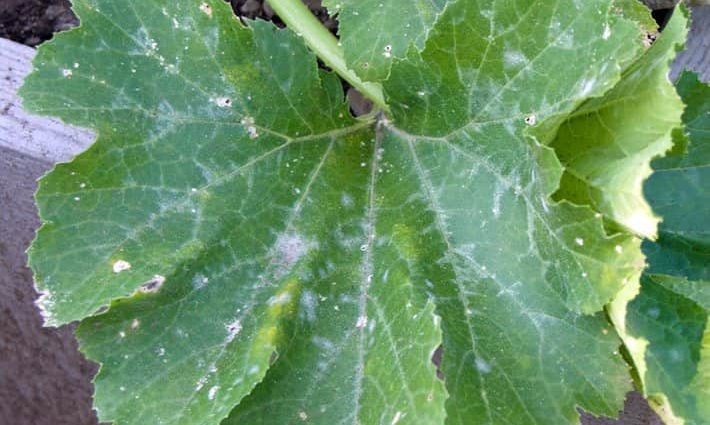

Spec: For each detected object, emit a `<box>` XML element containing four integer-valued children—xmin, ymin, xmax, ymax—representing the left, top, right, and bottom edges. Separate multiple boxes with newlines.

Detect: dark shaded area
<box><xmin>227</xmin><ymin>0</ymin><xmax>338</xmax><ymax>33</ymax></box>
<box><xmin>580</xmin><ymin>392</ymin><xmax>664</xmax><ymax>425</ymax></box>
<box><xmin>0</xmin><ymin>0</ymin><xmax>77</xmax><ymax>46</ymax></box>
<box><xmin>0</xmin><ymin>0</ymin><xmax>337</xmax><ymax>48</ymax></box>
<box><xmin>652</xmin><ymin>8</ymin><xmax>676</xmax><ymax>30</ymax></box>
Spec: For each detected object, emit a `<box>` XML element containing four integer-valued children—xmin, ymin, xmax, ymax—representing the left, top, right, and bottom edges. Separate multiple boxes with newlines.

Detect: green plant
<box><xmin>19</xmin><ymin>0</ymin><xmax>708</xmax><ymax>424</ymax></box>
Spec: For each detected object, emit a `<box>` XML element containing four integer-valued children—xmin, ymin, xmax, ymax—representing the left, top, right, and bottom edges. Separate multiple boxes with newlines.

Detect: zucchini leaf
<box><xmin>19</xmin><ymin>0</ymin><xmax>700</xmax><ymax>424</ymax></box>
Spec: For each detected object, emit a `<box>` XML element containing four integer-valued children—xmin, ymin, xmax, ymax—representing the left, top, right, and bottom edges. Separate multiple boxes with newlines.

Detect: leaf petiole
<box><xmin>266</xmin><ymin>0</ymin><xmax>388</xmax><ymax>111</ymax></box>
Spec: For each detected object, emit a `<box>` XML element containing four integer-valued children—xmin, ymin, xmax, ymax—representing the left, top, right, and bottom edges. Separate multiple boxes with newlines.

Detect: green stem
<box><xmin>266</xmin><ymin>0</ymin><xmax>387</xmax><ymax>111</ymax></box>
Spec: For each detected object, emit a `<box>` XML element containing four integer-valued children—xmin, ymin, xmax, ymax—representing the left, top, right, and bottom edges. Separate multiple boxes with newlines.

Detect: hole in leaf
<box><xmin>431</xmin><ymin>344</ymin><xmax>445</xmax><ymax>381</ymax></box>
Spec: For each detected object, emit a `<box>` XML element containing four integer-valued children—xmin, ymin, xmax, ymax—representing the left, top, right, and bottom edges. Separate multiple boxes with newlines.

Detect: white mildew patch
<box><xmin>207</xmin><ymin>385</ymin><xmax>220</xmax><ymax>400</ymax></box>
<box><xmin>603</xmin><ymin>23</ymin><xmax>612</xmax><ymax>40</ymax></box>
<box><xmin>299</xmin><ymin>290</ymin><xmax>318</xmax><ymax>322</ymax></box>
<box><xmin>340</xmin><ymin>192</ymin><xmax>354</xmax><ymax>208</ymax></box>
<box><xmin>35</xmin><ymin>291</ymin><xmax>55</xmax><ymax>323</ymax></box>
<box><xmin>214</xmin><ymin>97</ymin><xmax>232</xmax><ymax>108</ymax></box>
<box><xmin>557</xmin><ymin>27</ymin><xmax>575</xmax><ymax>49</ymax></box>
<box><xmin>224</xmin><ymin>319</ymin><xmax>242</xmax><ymax>343</ymax></box>
<box><xmin>138</xmin><ymin>275</ymin><xmax>166</xmax><ymax>293</ymax></box>
<box><xmin>199</xmin><ymin>2</ymin><xmax>213</xmax><ymax>17</ymax></box>
<box><xmin>267</xmin><ymin>292</ymin><xmax>292</xmax><ymax>307</ymax></box>
<box><xmin>192</xmin><ymin>274</ymin><xmax>209</xmax><ymax>290</ymax></box>
<box><xmin>503</xmin><ymin>49</ymin><xmax>526</xmax><ymax>69</ymax></box>
<box><xmin>62</xmin><ymin>68</ymin><xmax>73</xmax><ymax>78</ymax></box>
<box><xmin>474</xmin><ymin>356</ymin><xmax>492</xmax><ymax>374</ymax></box>
<box><xmin>355</xmin><ymin>315</ymin><xmax>368</xmax><ymax>329</ymax></box>
<box><xmin>195</xmin><ymin>376</ymin><xmax>208</xmax><ymax>392</ymax></box>
<box><xmin>112</xmin><ymin>260</ymin><xmax>132</xmax><ymax>273</ymax></box>
<box><xmin>578</xmin><ymin>77</ymin><xmax>598</xmax><ymax>97</ymax></box>
<box><xmin>240</xmin><ymin>116</ymin><xmax>259</xmax><ymax>139</ymax></box>
<box><xmin>311</xmin><ymin>336</ymin><xmax>336</xmax><ymax>353</ymax></box>
<box><xmin>274</xmin><ymin>232</ymin><xmax>315</xmax><ymax>275</ymax></box>
<box><xmin>391</xmin><ymin>411</ymin><xmax>404</xmax><ymax>425</ymax></box>
<box><xmin>491</xmin><ymin>183</ymin><xmax>504</xmax><ymax>218</ymax></box>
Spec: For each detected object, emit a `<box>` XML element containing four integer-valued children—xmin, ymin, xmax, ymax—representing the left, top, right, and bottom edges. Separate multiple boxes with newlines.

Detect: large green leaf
<box><xmin>551</xmin><ymin>9</ymin><xmax>686</xmax><ymax>238</ymax></box>
<box><xmin>322</xmin><ymin>0</ymin><xmax>450</xmax><ymax>82</ymax></box>
<box><xmin>20</xmin><ymin>0</ymin><xmax>691</xmax><ymax>424</ymax></box>
<box><xmin>616</xmin><ymin>72</ymin><xmax>710</xmax><ymax>425</ymax></box>
<box><xmin>23</xmin><ymin>1</ymin><xmax>444</xmax><ymax>424</ymax></box>
<box><xmin>380</xmin><ymin>1</ymin><xmax>651</xmax><ymax>423</ymax></box>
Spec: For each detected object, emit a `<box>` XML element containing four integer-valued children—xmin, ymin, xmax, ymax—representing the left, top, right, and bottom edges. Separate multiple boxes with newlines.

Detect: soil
<box><xmin>0</xmin><ymin>0</ymin><xmax>336</xmax><ymax>46</ymax></box>
<box><xmin>0</xmin><ymin>0</ymin><xmax>77</xmax><ymax>46</ymax></box>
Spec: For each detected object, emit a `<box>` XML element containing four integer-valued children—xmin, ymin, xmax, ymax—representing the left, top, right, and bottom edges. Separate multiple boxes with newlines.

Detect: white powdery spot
<box><xmin>214</xmin><ymin>96</ymin><xmax>232</xmax><ymax>108</ymax></box>
<box><xmin>195</xmin><ymin>376</ymin><xmax>208</xmax><ymax>391</ymax></box>
<box><xmin>300</xmin><ymin>290</ymin><xmax>317</xmax><ymax>322</ymax></box>
<box><xmin>225</xmin><ymin>319</ymin><xmax>242</xmax><ymax>343</ymax></box>
<box><xmin>340</xmin><ymin>192</ymin><xmax>354</xmax><ymax>209</ymax></box>
<box><xmin>275</xmin><ymin>232</ymin><xmax>314</xmax><ymax>272</ymax></box>
<box><xmin>207</xmin><ymin>385</ymin><xmax>219</xmax><ymax>400</ymax></box>
<box><xmin>268</xmin><ymin>292</ymin><xmax>292</xmax><ymax>307</ymax></box>
<box><xmin>311</xmin><ymin>336</ymin><xmax>336</xmax><ymax>353</ymax></box>
<box><xmin>192</xmin><ymin>274</ymin><xmax>209</xmax><ymax>290</ymax></box>
<box><xmin>574</xmin><ymin>237</ymin><xmax>584</xmax><ymax>246</ymax></box>
<box><xmin>491</xmin><ymin>185</ymin><xmax>504</xmax><ymax>218</ymax></box>
<box><xmin>139</xmin><ymin>275</ymin><xmax>166</xmax><ymax>293</ymax></box>
<box><xmin>131</xmin><ymin>318</ymin><xmax>140</xmax><ymax>329</ymax></box>
<box><xmin>578</xmin><ymin>77</ymin><xmax>597</xmax><ymax>97</ymax></box>
<box><xmin>503</xmin><ymin>49</ymin><xmax>526</xmax><ymax>69</ymax></box>
<box><xmin>299</xmin><ymin>411</ymin><xmax>308</xmax><ymax>421</ymax></box>
<box><xmin>615</xmin><ymin>245</ymin><xmax>623</xmax><ymax>254</ymax></box>
<box><xmin>603</xmin><ymin>23</ymin><xmax>612</xmax><ymax>40</ymax></box>
<box><xmin>355</xmin><ymin>315</ymin><xmax>368</xmax><ymax>329</ymax></box>
<box><xmin>62</xmin><ymin>68</ymin><xmax>73</xmax><ymax>78</ymax></box>
<box><xmin>391</xmin><ymin>411</ymin><xmax>403</xmax><ymax>425</ymax></box>
<box><xmin>35</xmin><ymin>291</ymin><xmax>55</xmax><ymax>323</ymax></box>
<box><xmin>112</xmin><ymin>260</ymin><xmax>132</xmax><ymax>273</ymax></box>
<box><xmin>475</xmin><ymin>356</ymin><xmax>492</xmax><ymax>374</ymax></box>
<box><xmin>240</xmin><ymin>116</ymin><xmax>259</xmax><ymax>139</ymax></box>
<box><xmin>524</xmin><ymin>114</ymin><xmax>537</xmax><ymax>126</ymax></box>
<box><xmin>199</xmin><ymin>2</ymin><xmax>212</xmax><ymax>17</ymax></box>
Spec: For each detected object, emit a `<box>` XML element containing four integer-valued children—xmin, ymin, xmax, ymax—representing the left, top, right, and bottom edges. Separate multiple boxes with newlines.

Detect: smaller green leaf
<box><xmin>611</xmin><ymin>71</ymin><xmax>710</xmax><ymax>425</ymax></box>
<box><xmin>551</xmin><ymin>9</ymin><xmax>687</xmax><ymax>238</ymax></box>
<box><xmin>644</xmin><ymin>71</ymin><xmax>710</xmax><ymax>281</ymax></box>
<box><xmin>626</xmin><ymin>274</ymin><xmax>710</xmax><ymax>425</ymax></box>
